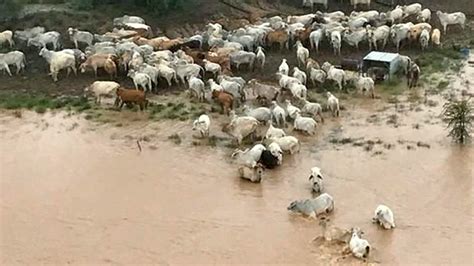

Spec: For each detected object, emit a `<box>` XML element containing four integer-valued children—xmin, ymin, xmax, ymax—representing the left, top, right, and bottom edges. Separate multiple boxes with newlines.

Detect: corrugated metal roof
<box><xmin>363</xmin><ymin>51</ymin><xmax>400</xmax><ymax>62</ymax></box>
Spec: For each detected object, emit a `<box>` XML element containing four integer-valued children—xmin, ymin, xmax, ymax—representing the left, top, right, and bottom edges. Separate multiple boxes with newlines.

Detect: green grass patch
<box><xmin>34</xmin><ymin>106</ymin><xmax>47</xmax><ymax>114</ymax></box>
<box><xmin>416</xmin><ymin>48</ymin><xmax>463</xmax><ymax>76</ymax></box>
<box><xmin>437</xmin><ymin>80</ymin><xmax>450</xmax><ymax>90</ymax></box>
<box><xmin>378</xmin><ymin>77</ymin><xmax>405</xmax><ymax>96</ymax></box>
<box><xmin>307</xmin><ymin>91</ymin><xmax>327</xmax><ymax>106</ymax></box>
<box><xmin>150</xmin><ymin>103</ymin><xmax>166</xmax><ymax>114</ymax></box>
<box><xmin>0</xmin><ymin>93</ymin><xmax>92</xmax><ymax>113</ymax></box>
<box><xmin>147</xmin><ymin>99</ymin><xmax>204</xmax><ymax>121</ymax></box>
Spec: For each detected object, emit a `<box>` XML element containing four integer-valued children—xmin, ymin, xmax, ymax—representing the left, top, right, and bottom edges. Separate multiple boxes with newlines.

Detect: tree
<box><xmin>140</xmin><ymin>0</ymin><xmax>188</xmax><ymax>14</ymax></box>
<box><xmin>442</xmin><ymin>97</ymin><xmax>472</xmax><ymax>144</ymax></box>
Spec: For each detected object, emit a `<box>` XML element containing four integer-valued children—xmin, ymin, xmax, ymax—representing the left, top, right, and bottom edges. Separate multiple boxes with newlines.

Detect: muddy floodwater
<box><xmin>1</xmin><ymin>64</ymin><xmax>473</xmax><ymax>264</ymax></box>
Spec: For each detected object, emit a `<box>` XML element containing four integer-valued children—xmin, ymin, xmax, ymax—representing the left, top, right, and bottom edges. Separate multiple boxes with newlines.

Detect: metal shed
<box><xmin>362</xmin><ymin>51</ymin><xmax>401</xmax><ymax>80</ymax></box>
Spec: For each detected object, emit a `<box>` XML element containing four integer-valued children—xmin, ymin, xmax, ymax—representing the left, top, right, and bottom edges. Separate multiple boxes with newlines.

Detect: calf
<box><xmin>115</xmin><ymin>87</ymin><xmax>148</xmax><ymax>111</ymax></box>
<box><xmin>407</xmin><ymin>62</ymin><xmax>420</xmax><ymax>88</ymax></box>
<box><xmin>212</xmin><ymin>90</ymin><xmax>234</xmax><ymax>115</ymax></box>
<box><xmin>431</xmin><ymin>28</ymin><xmax>441</xmax><ymax>47</ymax></box>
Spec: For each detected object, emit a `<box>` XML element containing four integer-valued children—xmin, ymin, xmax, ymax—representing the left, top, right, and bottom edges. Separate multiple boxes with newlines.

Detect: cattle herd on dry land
<box><xmin>0</xmin><ymin>1</ymin><xmax>468</xmax><ymax>260</ymax></box>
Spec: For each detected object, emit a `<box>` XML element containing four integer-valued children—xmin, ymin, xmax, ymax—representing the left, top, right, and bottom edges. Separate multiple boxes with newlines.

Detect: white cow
<box><xmin>436</xmin><ymin>11</ymin><xmax>466</xmax><ymax>34</ymax></box>
<box><xmin>292</xmin><ymin>67</ymin><xmax>307</xmax><ymax>85</ymax></box>
<box><xmin>420</xmin><ymin>29</ymin><xmax>430</xmax><ymax>51</ymax></box>
<box><xmin>372</xmin><ymin>205</ymin><xmax>396</xmax><ymax>229</ymax></box>
<box><xmin>27</xmin><ymin>31</ymin><xmax>61</xmax><ymax>50</ymax></box>
<box><xmin>349</xmin><ymin>227</ymin><xmax>371</xmax><ymax>259</ymax></box>
<box><xmin>84</xmin><ymin>81</ymin><xmax>120</xmax><ymax>104</ymax></box>
<box><xmin>278</xmin><ymin>58</ymin><xmax>289</xmax><ymax>75</ymax></box>
<box><xmin>68</xmin><ymin>28</ymin><xmax>93</xmax><ymax>49</ymax></box>
<box><xmin>322</xmin><ymin>63</ymin><xmax>346</xmax><ymax>90</ymax></box>
<box><xmin>355</xmin><ymin>76</ymin><xmax>375</xmax><ymax>98</ymax></box>
<box><xmin>0</xmin><ymin>51</ymin><xmax>26</xmax><ymax>76</ymax></box>
<box><xmin>391</xmin><ymin>22</ymin><xmax>414</xmax><ymax>51</ymax></box>
<box><xmin>192</xmin><ymin>114</ymin><xmax>211</xmax><ymax>137</ymax></box>
<box><xmin>401</xmin><ymin>3</ymin><xmax>422</xmax><ymax>19</ymax></box>
<box><xmin>0</xmin><ymin>30</ymin><xmax>14</xmax><ymax>48</ymax></box>
<box><xmin>308</xmin><ymin>167</ymin><xmax>324</xmax><ymax>193</ymax></box>
<box><xmin>255</xmin><ymin>46</ymin><xmax>266</xmax><ymax>69</ymax></box>
<box><xmin>295</xmin><ymin>40</ymin><xmax>309</xmax><ymax>67</ymax></box>
<box><xmin>326</xmin><ymin>92</ymin><xmax>340</xmax><ymax>117</ymax></box>
<box><xmin>366</xmin><ymin>25</ymin><xmax>390</xmax><ymax>50</ymax></box>
<box><xmin>331</xmin><ymin>31</ymin><xmax>341</xmax><ymax>56</ymax></box>
<box><xmin>309</xmin><ymin>28</ymin><xmax>324</xmax><ymax>52</ymax></box>
<box><xmin>287</xmin><ymin>193</ymin><xmax>334</xmax><ymax>219</ymax></box>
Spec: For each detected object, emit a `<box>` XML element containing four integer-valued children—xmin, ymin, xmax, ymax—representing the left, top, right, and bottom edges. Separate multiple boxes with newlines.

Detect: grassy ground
<box><xmin>0</xmin><ymin>92</ymin><xmax>91</xmax><ymax>112</ymax></box>
<box><xmin>147</xmin><ymin>94</ymin><xmax>212</xmax><ymax>121</ymax></box>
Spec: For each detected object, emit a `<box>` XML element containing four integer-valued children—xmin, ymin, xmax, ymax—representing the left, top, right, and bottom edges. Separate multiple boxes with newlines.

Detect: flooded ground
<box><xmin>1</xmin><ymin>60</ymin><xmax>473</xmax><ymax>264</ymax></box>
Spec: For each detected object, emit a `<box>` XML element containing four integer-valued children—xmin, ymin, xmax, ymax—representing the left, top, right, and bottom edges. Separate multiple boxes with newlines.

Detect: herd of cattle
<box><xmin>0</xmin><ymin>2</ymin><xmax>468</xmax><ymax>260</ymax></box>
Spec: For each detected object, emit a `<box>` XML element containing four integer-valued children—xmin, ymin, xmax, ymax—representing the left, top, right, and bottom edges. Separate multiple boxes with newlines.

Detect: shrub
<box><xmin>68</xmin><ymin>0</ymin><xmax>94</xmax><ymax>10</ymax></box>
<box><xmin>442</xmin><ymin>98</ymin><xmax>472</xmax><ymax>144</ymax></box>
<box><xmin>0</xmin><ymin>0</ymin><xmax>22</xmax><ymax>20</ymax></box>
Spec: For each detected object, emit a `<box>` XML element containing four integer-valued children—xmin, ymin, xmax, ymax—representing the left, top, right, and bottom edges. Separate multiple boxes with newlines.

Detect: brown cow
<box><xmin>266</xmin><ymin>30</ymin><xmax>289</xmax><ymax>50</ymax></box>
<box><xmin>294</xmin><ymin>27</ymin><xmax>312</xmax><ymax>44</ymax></box>
<box><xmin>132</xmin><ymin>36</ymin><xmax>169</xmax><ymax>50</ymax></box>
<box><xmin>212</xmin><ymin>90</ymin><xmax>234</xmax><ymax>115</ymax></box>
<box><xmin>115</xmin><ymin>87</ymin><xmax>148</xmax><ymax>111</ymax></box>
<box><xmin>80</xmin><ymin>54</ymin><xmax>117</xmax><ymax>77</ymax></box>
<box><xmin>182</xmin><ymin>46</ymin><xmax>205</xmax><ymax>64</ymax></box>
<box><xmin>104</xmin><ymin>57</ymin><xmax>117</xmax><ymax>79</ymax></box>
<box><xmin>158</xmin><ymin>38</ymin><xmax>184</xmax><ymax>51</ymax></box>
